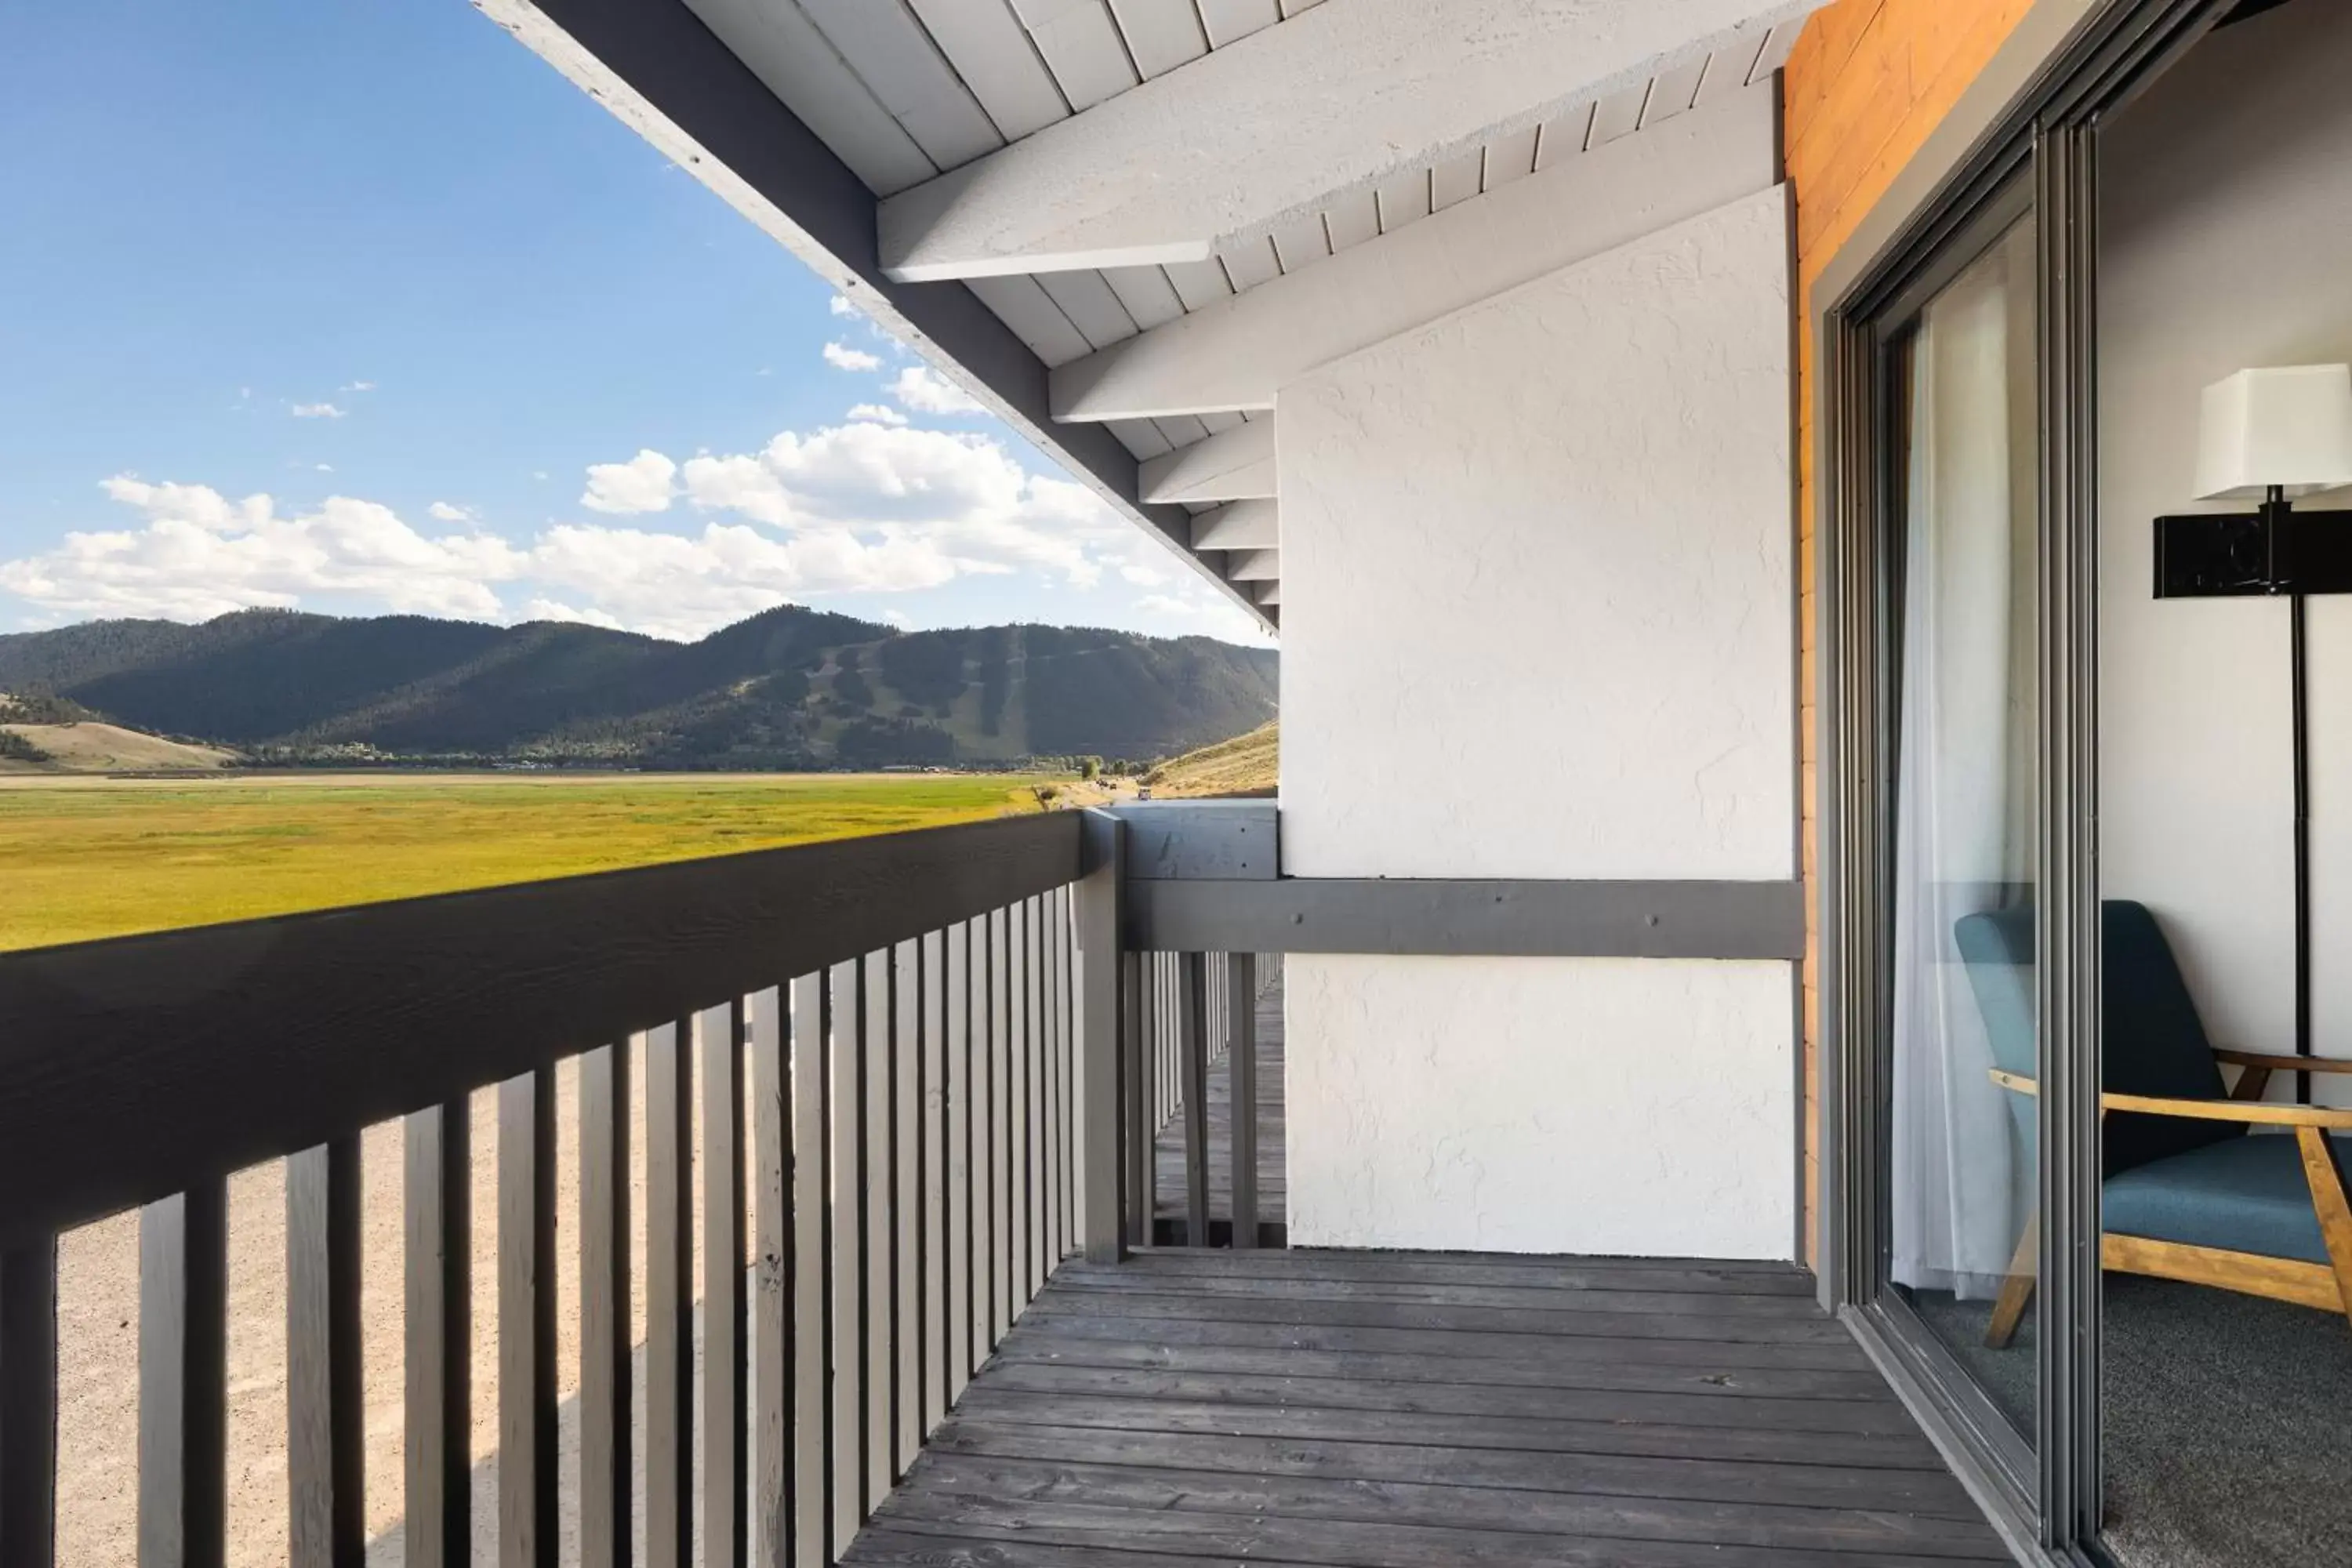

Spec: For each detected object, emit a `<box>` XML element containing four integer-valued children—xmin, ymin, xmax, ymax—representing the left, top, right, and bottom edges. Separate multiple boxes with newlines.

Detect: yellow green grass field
<box><xmin>0</xmin><ymin>771</ymin><xmax>1065</xmax><ymax>952</ymax></box>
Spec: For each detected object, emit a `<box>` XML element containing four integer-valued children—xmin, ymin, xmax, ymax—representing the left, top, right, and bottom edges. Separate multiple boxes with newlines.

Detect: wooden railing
<box><xmin>1131</xmin><ymin>950</ymin><xmax>1285</xmax><ymax>1248</ymax></box>
<box><xmin>0</xmin><ymin>809</ymin><xmax>1131</xmax><ymax>1567</ymax></box>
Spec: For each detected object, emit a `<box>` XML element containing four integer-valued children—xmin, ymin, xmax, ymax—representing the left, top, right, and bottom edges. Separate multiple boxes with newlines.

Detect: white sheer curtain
<box><xmin>1889</xmin><ymin>221</ymin><xmax>2038</xmax><ymax>1301</ymax></box>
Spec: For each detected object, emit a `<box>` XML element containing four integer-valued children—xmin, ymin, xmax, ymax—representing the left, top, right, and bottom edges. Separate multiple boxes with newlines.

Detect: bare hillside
<box><xmin>0</xmin><ymin>722</ymin><xmax>240</xmax><ymax>774</ymax></box>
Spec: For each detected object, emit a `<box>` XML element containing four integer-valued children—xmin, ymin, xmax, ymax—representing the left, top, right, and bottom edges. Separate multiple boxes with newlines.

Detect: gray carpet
<box><xmin>1907</xmin><ymin>1276</ymin><xmax>2352</xmax><ymax>1566</ymax></box>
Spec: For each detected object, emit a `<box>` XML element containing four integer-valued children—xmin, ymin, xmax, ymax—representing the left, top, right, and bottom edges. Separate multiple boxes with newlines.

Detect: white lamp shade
<box><xmin>2194</xmin><ymin>364</ymin><xmax>2352</xmax><ymax>500</ymax></box>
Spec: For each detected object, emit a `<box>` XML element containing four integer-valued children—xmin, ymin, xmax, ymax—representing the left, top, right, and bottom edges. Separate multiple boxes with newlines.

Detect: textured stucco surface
<box><xmin>1276</xmin><ymin>186</ymin><xmax>1797</xmax><ymax>1258</ymax></box>
<box><xmin>1287</xmin><ymin>956</ymin><xmax>1795</xmax><ymax>1256</ymax></box>
<box><xmin>1281</xmin><ymin>186</ymin><xmax>1795</xmax><ymax>880</ymax></box>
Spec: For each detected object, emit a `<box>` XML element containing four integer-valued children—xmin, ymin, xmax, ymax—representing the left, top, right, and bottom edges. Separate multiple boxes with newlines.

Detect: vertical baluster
<box><xmin>975</xmin><ymin>915</ymin><xmax>996</xmax><ymax>1358</ymax></box>
<box><xmin>892</xmin><ymin>938</ymin><xmax>920</xmax><ymax>1476</ymax></box>
<box><xmin>829</xmin><ymin>958</ymin><xmax>863</xmax><ymax>1547</ymax></box>
<box><xmin>750</xmin><ymin>988</ymin><xmax>792</xmax><ymax>1568</ymax></box>
<box><xmin>789</xmin><ymin>974</ymin><xmax>829</xmax><ymax>1568</ymax></box>
<box><xmin>700</xmin><ymin>1003</ymin><xmax>748</xmax><ymax>1568</ymax></box>
<box><xmin>140</xmin><ymin>1181</ymin><xmax>227</xmax><ymax>1568</ymax></box>
<box><xmin>1229</xmin><ymin>953</ymin><xmax>1261</xmax><ymax>1250</ymax></box>
<box><xmin>1044</xmin><ymin>890</ymin><xmax>1062</xmax><ymax>1270</ymax></box>
<box><xmin>862</xmin><ymin>953</ymin><xmax>891</xmax><ymax>1508</ymax></box>
<box><xmin>1008</xmin><ymin>901</ymin><xmax>1029</xmax><ymax>1312</ymax></box>
<box><xmin>947</xmin><ymin>921</ymin><xmax>975</xmax><ymax>1399</ymax></box>
<box><xmin>1031</xmin><ymin>896</ymin><xmax>1051</xmax><ymax>1287</ymax></box>
<box><xmin>1178</xmin><ymin>955</ymin><xmax>1210</xmax><ymax>1247</ymax></box>
<box><xmin>498</xmin><ymin>1071</ymin><xmax>557</xmax><ymax>1568</ymax></box>
<box><xmin>1061</xmin><ymin>888</ymin><xmax>1078</xmax><ymax>1263</ymax></box>
<box><xmin>990</xmin><ymin>907</ymin><xmax>1013</xmax><ymax>1339</ymax></box>
<box><xmin>1120</xmin><ymin>950</ymin><xmax>1149</xmax><ymax>1252</ymax></box>
<box><xmin>286</xmin><ymin>1137</ymin><xmax>361</xmax><ymax>1567</ymax></box>
<box><xmin>403</xmin><ymin>1103</ymin><xmax>470</xmax><ymax>1568</ymax></box>
<box><xmin>0</xmin><ymin>1236</ymin><xmax>57</xmax><ymax>1568</ymax></box>
<box><xmin>645</xmin><ymin>1022</ymin><xmax>693</xmax><ymax>1568</ymax></box>
<box><xmin>920</xmin><ymin>927</ymin><xmax>948</xmax><ymax>1429</ymax></box>
<box><xmin>579</xmin><ymin>1045</ymin><xmax>630</xmax><ymax>1568</ymax></box>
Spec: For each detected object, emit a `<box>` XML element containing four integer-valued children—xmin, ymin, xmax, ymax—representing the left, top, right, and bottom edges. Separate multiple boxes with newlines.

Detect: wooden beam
<box><xmin>877</xmin><ymin>0</ymin><xmax>1823</xmax><ymax>281</ymax></box>
<box><xmin>1051</xmin><ymin>83</ymin><xmax>1777</xmax><ymax>419</ymax></box>
<box><xmin>1226</xmin><ymin>550</ymin><xmax>1279</xmax><ymax>583</ymax></box>
<box><xmin>1140</xmin><ymin>421</ymin><xmax>1275</xmax><ymax>504</ymax></box>
<box><xmin>1189</xmin><ymin>499</ymin><xmax>1279</xmax><ymax>550</ymax></box>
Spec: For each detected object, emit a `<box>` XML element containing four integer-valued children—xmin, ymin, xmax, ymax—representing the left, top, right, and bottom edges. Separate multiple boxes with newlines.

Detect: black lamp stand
<box><xmin>2156</xmin><ymin>486</ymin><xmax>2352</xmax><ymax>1102</ymax></box>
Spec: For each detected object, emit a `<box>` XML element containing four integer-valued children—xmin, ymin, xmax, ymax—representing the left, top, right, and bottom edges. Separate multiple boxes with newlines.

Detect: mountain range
<box><xmin>0</xmin><ymin>606</ymin><xmax>1278</xmax><ymax>770</ymax></box>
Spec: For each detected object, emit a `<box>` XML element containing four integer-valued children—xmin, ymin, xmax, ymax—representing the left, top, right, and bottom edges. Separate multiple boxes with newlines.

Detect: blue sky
<box><xmin>0</xmin><ymin>0</ymin><xmax>1263</xmax><ymax>644</ymax></box>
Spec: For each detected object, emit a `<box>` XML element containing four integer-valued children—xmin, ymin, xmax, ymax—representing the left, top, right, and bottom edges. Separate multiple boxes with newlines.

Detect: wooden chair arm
<box><xmin>1987</xmin><ymin>1069</ymin><xmax>2352</xmax><ymax>1130</ymax></box>
<box><xmin>2212</xmin><ymin>1049</ymin><xmax>2352</xmax><ymax>1076</ymax></box>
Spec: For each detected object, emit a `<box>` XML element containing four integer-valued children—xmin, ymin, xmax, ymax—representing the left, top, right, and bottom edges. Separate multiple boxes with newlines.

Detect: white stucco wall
<box><xmin>2100</xmin><ymin>2</ymin><xmax>2352</xmax><ymax>1101</ymax></box>
<box><xmin>1279</xmin><ymin>185</ymin><xmax>1797</xmax><ymax>1257</ymax></box>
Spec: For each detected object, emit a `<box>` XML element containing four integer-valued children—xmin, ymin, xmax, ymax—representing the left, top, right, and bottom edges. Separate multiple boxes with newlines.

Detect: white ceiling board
<box><xmin>1255</xmin><ymin>581</ymin><xmax>1281</xmax><ymax>606</ymax></box>
<box><xmin>1322</xmin><ymin>187</ymin><xmax>1380</xmax><ymax>253</ymax></box>
<box><xmin>1432</xmin><ymin>148</ymin><xmax>1483</xmax><ymax>212</ymax></box>
<box><xmin>1228</xmin><ymin>548</ymin><xmax>1280</xmax><ymax>581</ymax></box>
<box><xmin>1108</xmin><ymin>416</ymin><xmax>1175</xmax><ymax>459</ymax></box>
<box><xmin>1695</xmin><ymin>23</ymin><xmax>1769</xmax><ymax>104</ymax></box>
<box><xmin>1152</xmin><ymin>413</ymin><xmax>1213</xmax><ymax>448</ymax></box>
<box><xmin>685</xmin><ymin>0</ymin><xmax>938</xmax><ymax>194</ymax></box>
<box><xmin>1196</xmin><ymin>0</ymin><xmax>1280</xmax><ymax>47</ymax></box>
<box><xmin>1588</xmin><ymin>79</ymin><xmax>1650</xmax><ymax>146</ymax></box>
<box><xmin>1483</xmin><ymin>124</ymin><xmax>1540</xmax><ymax>191</ymax></box>
<box><xmin>1277</xmin><ymin>0</ymin><xmax>1323</xmax><ymax>14</ymax></box>
<box><xmin>964</xmin><ymin>272</ymin><xmax>1094</xmax><ymax>364</ymax></box>
<box><xmin>907</xmin><ymin>0</ymin><xmax>1072</xmax><ymax>143</ymax></box>
<box><xmin>1036</xmin><ymin>269</ymin><xmax>1141</xmax><ymax>348</ymax></box>
<box><xmin>1197</xmin><ymin>410</ymin><xmax>1246</xmax><ymax>434</ymax></box>
<box><xmin>1532</xmin><ymin>102</ymin><xmax>1595</xmax><ymax>170</ymax></box>
<box><xmin>1191</xmin><ymin>498</ymin><xmax>1280</xmax><ymax>550</ymax></box>
<box><xmin>1269</xmin><ymin>212</ymin><xmax>1331</xmax><ymax>273</ymax></box>
<box><xmin>1109</xmin><ymin>0</ymin><xmax>1209</xmax><ymax>78</ymax></box>
<box><xmin>1138</xmin><ymin>419</ymin><xmax>1277</xmax><ymax>502</ymax></box>
<box><xmin>1163</xmin><ymin>257</ymin><xmax>1236</xmax><ymax>311</ymax></box>
<box><xmin>1101</xmin><ymin>263</ymin><xmax>1187</xmax><ymax>330</ymax></box>
<box><xmin>797</xmin><ymin>0</ymin><xmax>1004</xmax><ymax>169</ymax></box>
<box><xmin>1642</xmin><ymin>55</ymin><xmax>1711</xmax><ymax>125</ymax></box>
<box><xmin>1051</xmin><ymin>83</ymin><xmax>1776</xmax><ymax>420</ymax></box>
<box><xmin>875</xmin><ymin>0</ymin><xmax>1828</xmax><ymax>279</ymax></box>
<box><xmin>1029</xmin><ymin>1</ymin><xmax>1139</xmax><ymax>111</ymax></box>
<box><xmin>1008</xmin><ymin>0</ymin><xmax>1098</xmax><ymax>24</ymax></box>
<box><xmin>1750</xmin><ymin>21</ymin><xmax>1799</xmax><ymax>79</ymax></box>
<box><xmin>1220</xmin><ymin>234</ymin><xmax>1283</xmax><ymax>292</ymax></box>
<box><xmin>1375</xmin><ymin>169</ymin><xmax>1431</xmax><ymax>234</ymax></box>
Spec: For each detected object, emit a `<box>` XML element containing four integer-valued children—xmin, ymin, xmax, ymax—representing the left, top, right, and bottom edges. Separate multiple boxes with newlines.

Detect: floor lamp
<box><xmin>2155</xmin><ymin>363</ymin><xmax>2352</xmax><ymax>1102</ymax></box>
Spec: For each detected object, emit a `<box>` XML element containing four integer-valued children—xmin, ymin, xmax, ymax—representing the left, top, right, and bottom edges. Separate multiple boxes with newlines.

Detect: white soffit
<box><xmin>1051</xmin><ymin>82</ymin><xmax>1778</xmax><ymax>420</ymax></box>
<box><xmin>1227</xmin><ymin>548</ymin><xmax>1281</xmax><ymax>583</ymax></box>
<box><xmin>1138</xmin><ymin>419</ymin><xmax>1277</xmax><ymax>503</ymax></box>
<box><xmin>1190</xmin><ymin>498</ymin><xmax>1280</xmax><ymax>550</ymax></box>
<box><xmin>874</xmin><ymin>0</ymin><xmax>1827</xmax><ymax>281</ymax></box>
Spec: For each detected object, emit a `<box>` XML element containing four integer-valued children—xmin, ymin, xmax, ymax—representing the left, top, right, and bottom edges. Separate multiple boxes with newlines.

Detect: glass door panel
<box><xmin>1883</xmin><ymin>212</ymin><xmax>2042</xmax><ymax>1443</ymax></box>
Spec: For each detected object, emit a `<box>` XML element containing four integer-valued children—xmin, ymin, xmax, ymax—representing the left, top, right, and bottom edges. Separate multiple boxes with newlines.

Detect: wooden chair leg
<box><xmin>1985</xmin><ymin>1213</ymin><xmax>2039</xmax><ymax>1348</ymax></box>
<box><xmin>2293</xmin><ymin>1128</ymin><xmax>2352</xmax><ymax>1327</ymax></box>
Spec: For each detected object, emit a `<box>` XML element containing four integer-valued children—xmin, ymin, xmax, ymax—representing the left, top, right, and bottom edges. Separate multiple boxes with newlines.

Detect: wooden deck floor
<box><xmin>855</xmin><ymin>1247</ymin><xmax>2009</xmax><ymax>1566</ymax></box>
<box><xmin>1152</xmin><ymin>971</ymin><xmax>1286</xmax><ymax>1243</ymax></box>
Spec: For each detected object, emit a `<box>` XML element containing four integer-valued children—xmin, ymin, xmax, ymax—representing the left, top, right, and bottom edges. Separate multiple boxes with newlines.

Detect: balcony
<box><xmin>0</xmin><ymin>809</ymin><xmax>2001</xmax><ymax>1565</ymax></box>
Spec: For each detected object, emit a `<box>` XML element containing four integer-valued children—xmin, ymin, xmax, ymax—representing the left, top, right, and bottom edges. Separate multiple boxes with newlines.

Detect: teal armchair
<box><xmin>1955</xmin><ymin>901</ymin><xmax>2352</xmax><ymax>1345</ymax></box>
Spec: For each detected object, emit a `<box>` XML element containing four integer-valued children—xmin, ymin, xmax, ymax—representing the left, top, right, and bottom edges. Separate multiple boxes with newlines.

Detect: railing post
<box><xmin>1</xmin><ymin>1236</ymin><xmax>57</xmax><ymax>1568</ymax></box>
<box><xmin>1178</xmin><ymin>953</ymin><xmax>1210</xmax><ymax>1247</ymax></box>
<box><xmin>1076</xmin><ymin>810</ymin><xmax>1126</xmax><ymax>1262</ymax></box>
<box><xmin>1227</xmin><ymin>953</ymin><xmax>1259</xmax><ymax>1250</ymax></box>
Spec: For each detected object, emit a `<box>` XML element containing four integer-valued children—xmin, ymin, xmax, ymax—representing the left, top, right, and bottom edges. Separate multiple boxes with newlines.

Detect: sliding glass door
<box><xmin>1882</xmin><ymin>212</ymin><xmax>2042</xmax><ymax>1447</ymax></box>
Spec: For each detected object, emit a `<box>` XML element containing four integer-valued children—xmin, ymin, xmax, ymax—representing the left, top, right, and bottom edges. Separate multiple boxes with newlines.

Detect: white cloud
<box><xmin>888</xmin><ymin>365</ymin><xmax>985</xmax><ymax>416</ymax></box>
<box><xmin>880</xmin><ymin>608</ymin><xmax>912</xmax><ymax>629</ymax></box>
<box><xmin>0</xmin><ymin>477</ymin><xmax>523</xmax><ymax>622</ymax></box>
<box><xmin>580</xmin><ymin>448</ymin><xmax>678</xmax><ymax>514</ymax></box>
<box><xmin>3</xmin><ymin>419</ymin><xmax>1152</xmax><ymax>642</ymax></box>
<box><xmin>846</xmin><ymin>403</ymin><xmax>908</xmax><ymax>426</ymax></box>
<box><xmin>339</xmin><ymin>380</ymin><xmax>377</xmax><ymax>394</ymax></box>
<box><xmin>828</xmin><ymin>293</ymin><xmax>857</xmax><ymax>318</ymax></box>
<box><xmin>290</xmin><ymin>402</ymin><xmax>346</xmax><ymax>419</ymax></box>
<box><xmin>1120</xmin><ymin>561</ymin><xmax>1167</xmax><ymax>586</ymax></box>
<box><xmin>822</xmin><ymin>341</ymin><xmax>884</xmax><ymax>373</ymax></box>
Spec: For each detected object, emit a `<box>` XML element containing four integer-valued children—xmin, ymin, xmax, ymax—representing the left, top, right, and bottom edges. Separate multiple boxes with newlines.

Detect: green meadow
<box><xmin>0</xmin><ymin>771</ymin><xmax>1063</xmax><ymax>952</ymax></box>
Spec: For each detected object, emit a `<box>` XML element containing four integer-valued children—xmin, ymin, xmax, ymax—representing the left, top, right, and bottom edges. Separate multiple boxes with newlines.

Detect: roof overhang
<box><xmin>474</xmin><ymin>0</ymin><xmax>1826</xmax><ymax>634</ymax></box>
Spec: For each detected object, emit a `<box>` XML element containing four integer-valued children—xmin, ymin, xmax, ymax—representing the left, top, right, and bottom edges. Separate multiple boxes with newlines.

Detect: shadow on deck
<box><xmin>853</xmin><ymin>1248</ymin><xmax>2008</xmax><ymax>1566</ymax></box>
